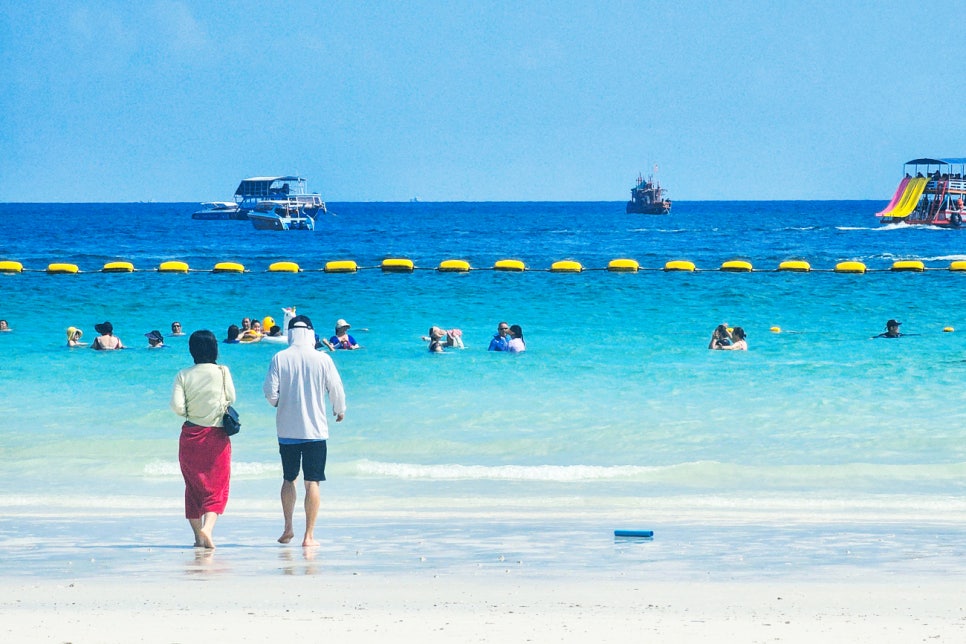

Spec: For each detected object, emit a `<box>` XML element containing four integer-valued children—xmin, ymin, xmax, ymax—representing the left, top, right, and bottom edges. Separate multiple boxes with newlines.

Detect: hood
<box><xmin>288</xmin><ymin>326</ymin><xmax>316</xmax><ymax>348</ymax></box>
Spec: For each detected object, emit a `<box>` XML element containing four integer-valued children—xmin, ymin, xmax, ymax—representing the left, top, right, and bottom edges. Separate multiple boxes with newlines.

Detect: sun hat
<box><xmin>289</xmin><ymin>314</ymin><xmax>314</xmax><ymax>330</ymax></box>
<box><xmin>887</xmin><ymin>319</ymin><xmax>901</xmax><ymax>327</ymax></box>
<box><xmin>145</xmin><ymin>330</ymin><xmax>164</xmax><ymax>343</ymax></box>
<box><xmin>335</xmin><ymin>318</ymin><xmax>350</xmax><ymax>329</ymax></box>
<box><xmin>94</xmin><ymin>321</ymin><xmax>113</xmax><ymax>335</ymax></box>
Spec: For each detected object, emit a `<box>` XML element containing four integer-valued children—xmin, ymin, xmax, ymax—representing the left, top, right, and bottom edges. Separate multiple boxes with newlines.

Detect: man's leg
<box><xmin>303</xmin><ymin>480</ymin><xmax>320</xmax><ymax>547</ymax></box>
<box><xmin>278</xmin><ymin>479</ymin><xmax>296</xmax><ymax>544</ymax></box>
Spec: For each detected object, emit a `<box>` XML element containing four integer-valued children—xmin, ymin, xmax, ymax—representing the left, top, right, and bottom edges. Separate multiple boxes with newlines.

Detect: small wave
<box><xmin>143</xmin><ymin>460</ymin><xmax>279</xmax><ymax>478</ymax></box>
<box><xmin>350</xmin><ymin>459</ymin><xmax>660</xmax><ymax>481</ymax></box>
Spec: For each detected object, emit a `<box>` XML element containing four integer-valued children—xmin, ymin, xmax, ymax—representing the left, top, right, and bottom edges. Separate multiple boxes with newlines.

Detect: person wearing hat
<box><xmin>874</xmin><ymin>319</ymin><xmax>904</xmax><ymax>339</ymax></box>
<box><xmin>145</xmin><ymin>330</ymin><xmax>166</xmax><ymax>348</ymax></box>
<box><xmin>263</xmin><ymin>314</ymin><xmax>346</xmax><ymax>547</ymax></box>
<box><xmin>328</xmin><ymin>319</ymin><xmax>360</xmax><ymax>350</ymax></box>
<box><xmin>66</xmin><ymin>326</ymin><xmax>86</xmax><ymax>347</ymax></box>
<box><xmin>91</xmin><ymin>321</ymin><xmax>124</xmax><ymax>350</ymax></box>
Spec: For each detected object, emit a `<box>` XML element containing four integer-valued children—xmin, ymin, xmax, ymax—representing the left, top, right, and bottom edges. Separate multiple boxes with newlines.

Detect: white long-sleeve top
<box><xmin>170</xmin><ymin>363</ymin><xmax>235</xmax><ymax>427</ymax></box>
<box><xmin>263</xmin><ymin>327</ymin><xmax>346</xmax><ymax>440</ymax></box>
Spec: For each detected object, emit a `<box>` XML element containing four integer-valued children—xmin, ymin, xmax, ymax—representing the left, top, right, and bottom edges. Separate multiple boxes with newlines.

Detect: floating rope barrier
<box><xmin>1</xmin><ymin>258</ymin><xmax>965</xmax><ymax>274</ymax></box>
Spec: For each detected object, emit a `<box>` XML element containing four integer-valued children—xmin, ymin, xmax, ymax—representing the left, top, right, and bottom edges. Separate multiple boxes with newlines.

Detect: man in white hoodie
<box><xmin>263</xmin><ymin>314</ymin><xmax>346</xmax><ymax>547</ymax></box>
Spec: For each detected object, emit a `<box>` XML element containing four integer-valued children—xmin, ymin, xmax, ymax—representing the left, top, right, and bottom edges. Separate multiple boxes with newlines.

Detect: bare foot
<box><xmin>278</xmin><ymin>530</ymin><xmax>295</xmax><ymax>544</ymax></box>
<box><xmin>302</xmin><ymin>537</ymin><xmax>319</xmax><ymax>547</ymax></box>
<box><xmin>193</xmin><ymin>540</ymin><xmax>204</xmax><ymax>548</ymax></box>
<box><xmin>199</xmin><ymin>528</ymin><xmax>215</xmax><ymax>550</ymax></box>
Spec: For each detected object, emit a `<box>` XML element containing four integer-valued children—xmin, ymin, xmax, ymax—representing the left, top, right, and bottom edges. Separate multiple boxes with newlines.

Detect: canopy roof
<box><xmin>235</xmin><ymin>176</ymin><xmax>306</xmax><ymax>197</ymax></box>
<box><xmin>905</xmin><ymin>158</ymin><xmax>966</xmax><ymax>166</ymax></box>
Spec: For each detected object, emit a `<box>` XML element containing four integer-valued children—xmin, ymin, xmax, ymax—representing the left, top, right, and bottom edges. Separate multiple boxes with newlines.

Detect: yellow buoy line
<box><xmin>1</xmin><ymin>258</ymin><xmax>965</xmax><ymax>274</ymax></box>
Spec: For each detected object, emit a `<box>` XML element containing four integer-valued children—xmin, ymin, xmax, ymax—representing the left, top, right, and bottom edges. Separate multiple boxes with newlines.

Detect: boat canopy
<box><xmin>905</xmin><ymin>158</ymin><xmax>966</xmax><ymax>166</ymax></box>
<box><xmin>235</xmin><ymin>176</ymin><xmax>306</xmax><ymax>198</ymax></box>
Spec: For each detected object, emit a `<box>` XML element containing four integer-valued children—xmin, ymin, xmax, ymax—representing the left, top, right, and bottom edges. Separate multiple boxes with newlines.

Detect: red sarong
<box><xmin>179</xmin><ymin>422</ymin><xmax>231</xmax><ymax>519</ymax></box>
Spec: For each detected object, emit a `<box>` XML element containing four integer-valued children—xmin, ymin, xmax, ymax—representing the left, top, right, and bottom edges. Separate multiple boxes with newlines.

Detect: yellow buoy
<box><xmin>381</xmin><ymin>258</ymin><xmax>415</xmax><ymax>273</ymax></box>
<box><xmin>778</xmin><ymin>260</ymin><xmax>811</xmax><ymax>272</ymax></box>
<box><xmin>213</xmin><ymin>262</ymin><xmax>245</xmax><ymax>273</ymax></box>
<box><xmin>438</xmin><ymin>259</ymin><xmax>471</xmax><ymax>272</ymax></box>
<box><xmin>891</xmin><ymin>260</ymin><xmax>924</xmax><ymax>272</ymax></box>
<box><xmin>102</xmin><ymin>261</ymin><xmax>134</xmax><ymax>273</ymax></box>
<box><xmin>324</xmin><ymin>260</ymin><xmax>358</xmax><ymax>273</ymax></box>
<box><xmin>268</xmin><ymin>261</ymin><xmax>301</xmax><ymax>273</ymax></box>
<box><xmin>550</xmin><ymin>260</ymin><xmax>583</xmax><ymax>273</ymax></box>
<box><xmin>158</xmin><ymin>261</ymin><xmax>189</xmax><ymax>273</ymax></box>
<box><xmin>949</xmin><ymin>261</ymin><xmax>966</xmax><ymax>272</ymax></box>
<box><xmin>721</xmin><ymin>260</ymin><xmax>753</xmax><ymax>272</ymax></box>
<box><xmin>664</xmin><ymin>260</ymin><xmax>696</xmax><ymax>272</ymax></box>
<box><xmin>607</xmin><ymin>258</ymin><xmax>640</xmax><ymax>272</ymax></box>
<box><xmin>47</xmin><ymin>263</ymin><xmax>79</xmax><ymax>274</ymax></box>
<box><xmin>834</xmin><ymin>261</ymin><xmax>866</xmax><ymax>274</ymax></box>
<box><xmin>493</xmin><ymin>259</ymin><xmax>526</xmax><ymax>272</ymax></box>
<box><xmin>0</xmin><ymin>260</ymin><xmax>24</xmax><ymax>273</ymax></box>
<box><xmin>770</xmin><ymin>326</ymin><xmax>781</xmax><ymax>333</ymax></box>
<box><xmin>943</xmin><ymin>326</ymin><xmax>955</xmax><ymax>333</ymax></box>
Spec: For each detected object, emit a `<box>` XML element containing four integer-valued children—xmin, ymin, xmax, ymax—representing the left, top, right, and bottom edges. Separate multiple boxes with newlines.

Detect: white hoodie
<box><xmin>262</xmin><ymin>326</ymin><xmax>346</xmax><ymax>440</ymax></box>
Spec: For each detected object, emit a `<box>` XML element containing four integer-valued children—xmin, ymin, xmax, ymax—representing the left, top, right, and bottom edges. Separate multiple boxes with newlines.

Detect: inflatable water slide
<box><xmin>876</xmin><ymin>176</ymin><xmax>929</xmax><ymax>220</ymax></box>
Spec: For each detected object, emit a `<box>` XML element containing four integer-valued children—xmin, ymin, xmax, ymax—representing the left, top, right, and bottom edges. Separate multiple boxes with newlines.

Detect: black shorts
<box><xmin>279</xmin><ymin>440</ymin><xmax>327</xmax><ymax>482</ymax></box>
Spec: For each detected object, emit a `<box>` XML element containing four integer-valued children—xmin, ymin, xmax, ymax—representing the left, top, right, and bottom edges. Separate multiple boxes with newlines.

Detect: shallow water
<box><xmin>2</xmin><ymin>200</ymin><xmax>965</xmax><ymax>579</ymax></box>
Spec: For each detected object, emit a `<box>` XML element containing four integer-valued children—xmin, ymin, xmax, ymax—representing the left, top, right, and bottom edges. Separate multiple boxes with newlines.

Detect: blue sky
<box><xmin>3</xmin><ymin>1</ymin><xmax>965</xmax><ymax>202</ymax></box>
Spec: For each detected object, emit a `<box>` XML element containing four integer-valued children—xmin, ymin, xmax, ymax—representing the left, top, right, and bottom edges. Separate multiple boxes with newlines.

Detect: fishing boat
<box><xmin>877</xmin><ymin>158</ymin><xmax>966</xmax><ymax>226</ymax></box>
<box><xmin>247</xmin><ymin>200</ymin><xmax>315</xmax><ymax>231</ymax></box>
<box><xmin>190</xmin><ymin>201</ymin><xmax>244</xmax><ymax>220</ymax></box>
<box><xmin>626</xmin><ymin>173</ymin><xmax>671</xmax><ymax>214</ymax></box>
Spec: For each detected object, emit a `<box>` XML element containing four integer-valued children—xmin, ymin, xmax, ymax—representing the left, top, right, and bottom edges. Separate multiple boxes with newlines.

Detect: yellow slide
<box><xmin>879</xmin><ymin>177</ymin><xmax>929</xmax><ymax>219</ymax></box>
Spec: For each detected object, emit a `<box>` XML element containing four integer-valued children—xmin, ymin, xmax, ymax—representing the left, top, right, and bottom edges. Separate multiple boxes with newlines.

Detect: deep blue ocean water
<box><xmin>3</xmin><ymin>200</ymin><xmax>966</xmax><ymax>579</ymax></box>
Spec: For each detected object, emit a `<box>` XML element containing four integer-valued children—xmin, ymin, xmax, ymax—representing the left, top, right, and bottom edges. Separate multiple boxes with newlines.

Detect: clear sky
<box><xmin>3</xmin><ymin>1</ymin><xmax>965</xmax><ymax>202</ymax></box>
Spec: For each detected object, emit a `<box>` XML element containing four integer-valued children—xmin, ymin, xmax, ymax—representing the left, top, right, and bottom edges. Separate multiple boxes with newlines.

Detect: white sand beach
<box><xmin>5</xmin><ymin>574</ymin><xmax>966</xmax><ymax>643</ymax></box>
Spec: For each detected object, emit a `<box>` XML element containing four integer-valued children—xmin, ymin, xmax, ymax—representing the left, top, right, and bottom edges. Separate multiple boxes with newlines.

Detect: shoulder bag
<box><xmin>220</xmin><ymin>366</ymin><xmax>241</xmax><ymax>436</ymax></box>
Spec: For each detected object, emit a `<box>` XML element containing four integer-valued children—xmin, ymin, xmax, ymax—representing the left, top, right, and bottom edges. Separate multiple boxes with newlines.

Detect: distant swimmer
<box><xmin>708</xmin><ymin>323</ymin><xmax>733</xmax><ymax>349</ymax></box>
<box><xmin>507</xmin><ymin>324</ymin><xmax>526</xmax><ymax>353</ymax></box>
<box><xmin>715</xmin><ymin>326</ymin><xmax>747</xmax><ymax>350</ymax></box>
<box><xmin>170</xmin><ymin>321</ymin><xmax>185</xmax><ymax>336</ymax></box>
<box><xmin>91</xmin><ymin>321</ymin><xmax>124</xmax><ymax>350</ymax></box>
<box><xmin>423</xmin><ymin>326</ymin><xmax>464</xmax><ymax>352</ymax></box>
<box><xmin>66</xmin><ymin>326</ymin><xmax>86</xmax><ymax>347</ymax></box>
<box><xmin>329</xmin><ymin>319</ymin><xmax>360</xmax><ymax>350</ymax></box>
<box><xmin>145</xmin><ymin>330</ymin><xmax>166</xmax><ymax>348</ymax></box>
<box><xmin>224</xmin><ymin>325</ymin><xmax>241</xmax><ymax>344</ymax></box>
<box><xmin>873</xmin><ymin>319</ymin><xmax>903</xmax><ymax>339</ymax></box>
<box><xmin>488</xmin><ymin>322</ymin><xmax>511</xmax><ymax>351</ymax></box>
<box><xmin>0</xmin><ymin>319</ymin><xmax>10</xmax><ymax>332</ymax></box>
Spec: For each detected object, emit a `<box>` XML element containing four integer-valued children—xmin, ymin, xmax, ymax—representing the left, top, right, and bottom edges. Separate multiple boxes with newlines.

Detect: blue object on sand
<box><xmin>614</xmin><ymin>529</ymin><xmax>654</xmax><ymax>538</ymax></box>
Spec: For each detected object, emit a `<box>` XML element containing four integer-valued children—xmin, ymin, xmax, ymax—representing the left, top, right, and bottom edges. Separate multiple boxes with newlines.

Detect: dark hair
<box><xmin>189</xmin><ymin>330</ymin><xmax>219</xmax><ymax>364</ymax></box>
<box><xmin>509</xmin><ymin>324</ymin><xmax>523</xmax><ymax>338</ymax></box>
<box><xmin>732</xmin><ymin>327</ymin><xmax>746</xmax><ymax>340</ymax></box>
<box><xmin>226</xmin><ymin>325</ymin><xmax>240</xmax><ymax>342</ymax></box>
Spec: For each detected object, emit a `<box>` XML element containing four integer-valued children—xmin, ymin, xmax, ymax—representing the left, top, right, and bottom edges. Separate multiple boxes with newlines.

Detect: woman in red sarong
<box><xmin>170</xmin><ymin>329</ymin><xmax>235</xmax><ymax>549</ymax></box>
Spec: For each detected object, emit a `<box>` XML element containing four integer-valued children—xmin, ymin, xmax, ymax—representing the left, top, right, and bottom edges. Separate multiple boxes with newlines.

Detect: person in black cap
<box><xmin>262</xmin><ymin>313</ymin><xmax>346</xmax><ymax>547</ymax></box>
<box><xmin>91</xmin><ymin>321</ymin><xmax>124</xmax><ymax>350</ymax></box>
<box><xmin>873</xmin><ymin>319</ymin><xmax>903</xmax><ymax>339</ymax></box>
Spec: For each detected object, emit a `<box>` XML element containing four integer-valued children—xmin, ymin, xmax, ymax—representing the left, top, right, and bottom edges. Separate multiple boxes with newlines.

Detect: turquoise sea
<box><xmin>3</xmin><ymin>200</ymin><xmax>966</xmax><ymax>581</ymax></box>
